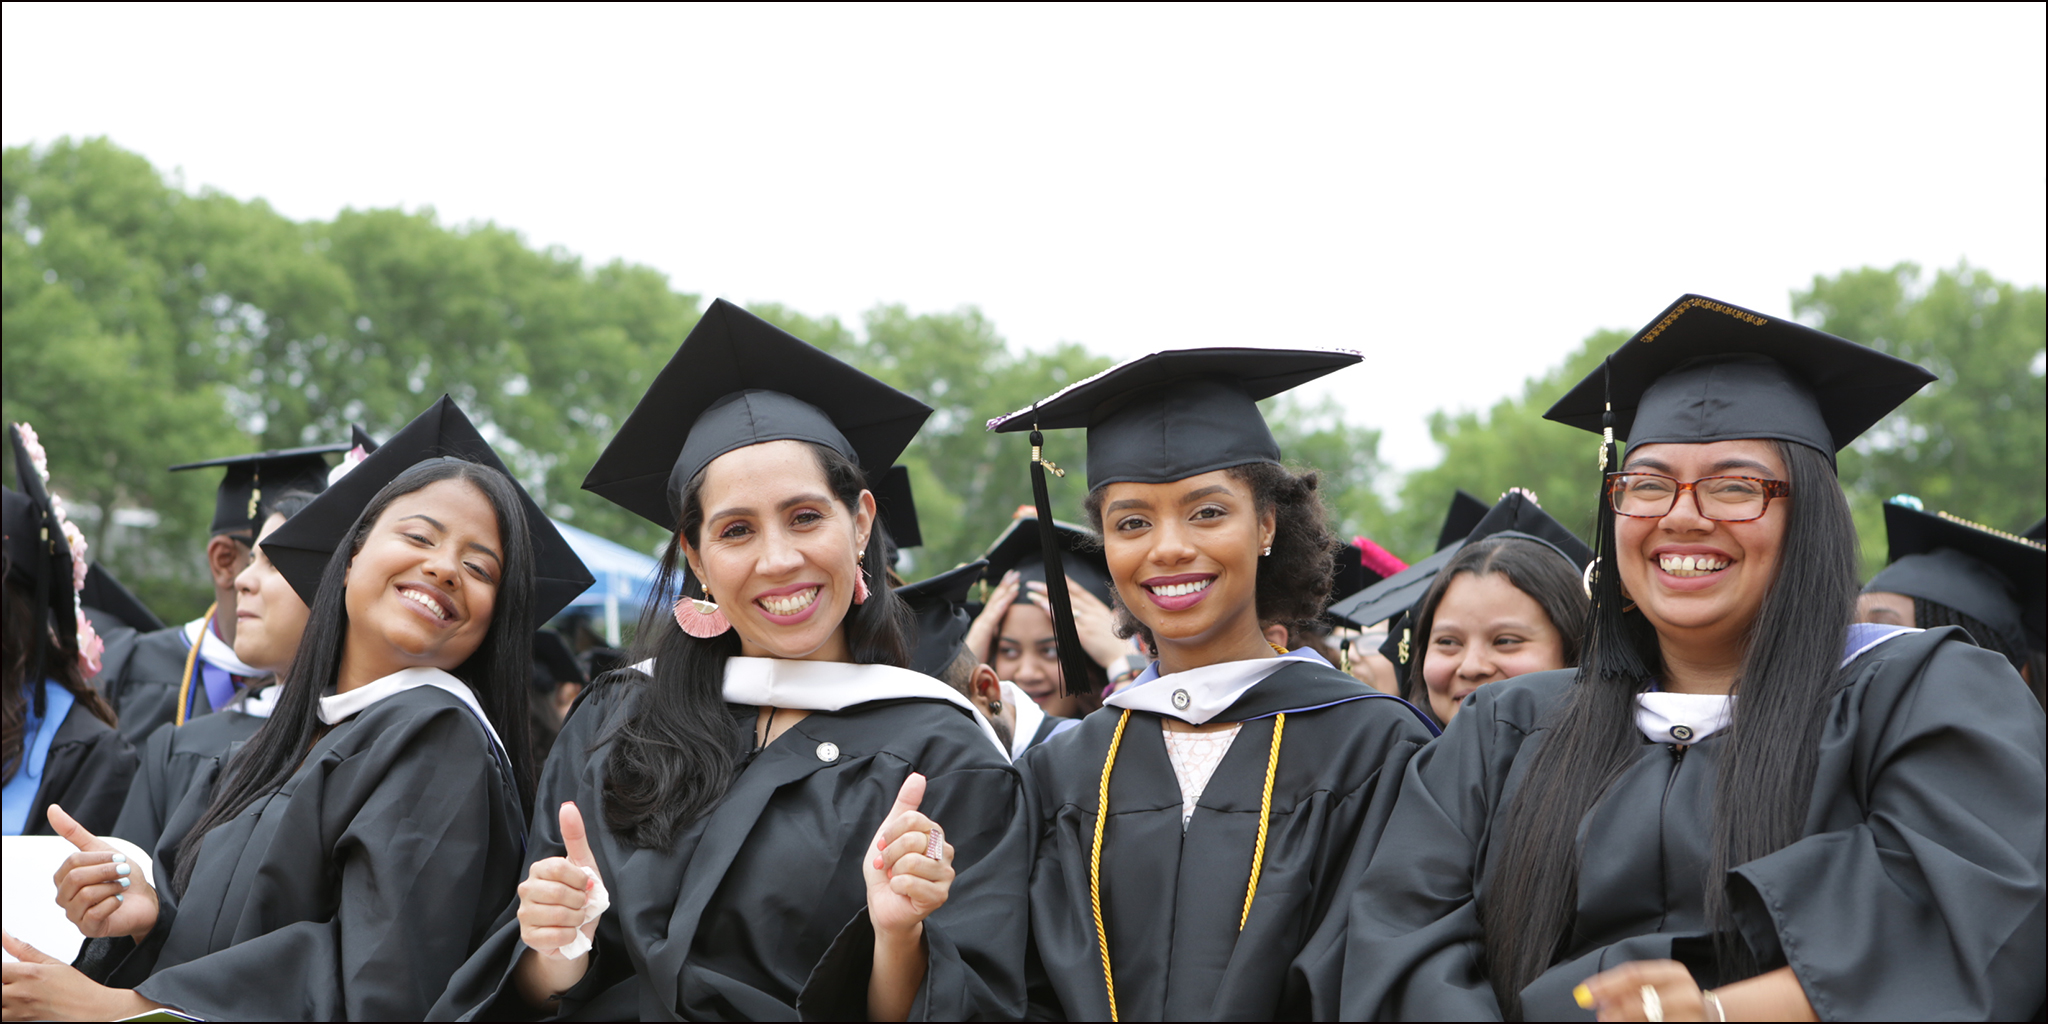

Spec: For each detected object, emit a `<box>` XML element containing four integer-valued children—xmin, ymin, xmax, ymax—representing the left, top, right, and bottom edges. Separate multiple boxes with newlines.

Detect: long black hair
<box><xmin>171</xmin><ymin>459</ymin><xmax>538</xmax><ymax>895</ymax></box>
<box><xmin>1911</xmin><ymin>597</ymin><xmax>2028</xmax><ymax>671</ymax></box>
<box><xmin>1404</xmin><ymin>535</ymin><xmax>1590</xmax><ymax>725</ymax></box>
<box><xmin>3</xmin><ymin>569</ymin><xmax>118</xmax><ymax>782</ymax></box>
<box><xmin>1479</xmin><ymin>440</ymin><xmax>1858</xmax><ymax>1017</ymax></box>
<box><xmin>601</xmin><ymin>441</ymin><xmax>913</xmax><ymax>848</ymax></box>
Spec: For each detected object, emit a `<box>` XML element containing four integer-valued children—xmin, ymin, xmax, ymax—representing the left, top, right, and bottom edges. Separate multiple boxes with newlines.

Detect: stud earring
<box><xmin>1261</xmin><ymin>545</ymin><xmax>1272</xmax><ymax>556</ymax></box>
<box><xmin>989</xmin><ymin>698</ymin><xmax>1003</xmax><ymax>713</ymax></box>
<box><xmin>674</xmin><ymin>589</ymin><xmax>731</xmax><ymax>638</ymax></box>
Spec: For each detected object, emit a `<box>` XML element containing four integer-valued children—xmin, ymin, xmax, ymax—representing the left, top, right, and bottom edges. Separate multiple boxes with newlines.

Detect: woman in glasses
<box><xmin>1343</xmin><ymin>296</ymin><xmax>2045</xmax><ymax>1022</ymax></box>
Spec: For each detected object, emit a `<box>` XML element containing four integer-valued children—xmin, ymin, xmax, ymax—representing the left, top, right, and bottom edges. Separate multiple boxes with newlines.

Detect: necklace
<box><xmin>1089</xmin><ymin>707</ymin><xmax>1286</xmax><ymax>1021</ymax></box>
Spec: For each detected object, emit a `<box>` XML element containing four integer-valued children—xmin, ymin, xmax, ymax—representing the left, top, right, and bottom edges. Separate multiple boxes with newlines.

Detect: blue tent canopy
<box><xmin>553</xmin><ymin>519</ymin><xmax>663</xmax><ymax>643</ymax></box>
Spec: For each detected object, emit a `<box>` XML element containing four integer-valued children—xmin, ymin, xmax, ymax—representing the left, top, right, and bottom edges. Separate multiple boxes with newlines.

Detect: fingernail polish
<box><xmin>1573</xmin><ymin>984</ymin><xmax>1593</xmax><ymax>1009</ymax></box>
<box><xmin>115</xmin><ymin>863</ymin><xmax>130</xmax><ymax>877</ymax></box>
<box><xmin>119</xmin><ymin>878</ymin><xmax>131</xmax><ymax>889</ymax></box>
<box><xmin>111</xmin><ymin>853</ymin><xmax>126</xmax><ymax>864</ymax></box>
<box><xmin>116</xmin><ymin>894</ymin><xmax>125</xmax><ymax>903</ymax></box>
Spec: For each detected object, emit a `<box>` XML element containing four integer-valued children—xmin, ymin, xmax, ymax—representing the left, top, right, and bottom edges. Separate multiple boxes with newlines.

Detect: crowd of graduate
<box><xmin>2</xmin><ymin>294</ymin><xmax>2043</xmax><ymax>1022</ymax></box>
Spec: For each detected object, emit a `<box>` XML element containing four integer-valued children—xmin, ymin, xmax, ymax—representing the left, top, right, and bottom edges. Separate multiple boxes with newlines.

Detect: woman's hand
<box><xmin>512</xmin><ymin>802</ymin><xmax>606</xmax><ymax>1006</ymax></box>
<box><xmin>1576</xmin><ymin>960</ymin><xmax>1816</xmax><ymax>1022</ymax></box>
<box><xmin>45</xmin><ymin>805</ymin><xmax>157</xmax><ymax>943</ymax></box>
<box><xmin>962</xmin><ymin>570</ymin><xmax>1021</xmax><ymax>665</ymax></box>
<box><xmin>0</xmin><ymin>931</ymin><xmax>159</xmax><ymax>1022</ymax></box>
<box><xmin>1025</xmin><ymin>579</ymin><xmax>1129</xmax><ymax>671</ymax></box>
<box><xmin>864</xmin><ymin>773</ymin><xmax>951</xmax><ymax>1020</ymax></box>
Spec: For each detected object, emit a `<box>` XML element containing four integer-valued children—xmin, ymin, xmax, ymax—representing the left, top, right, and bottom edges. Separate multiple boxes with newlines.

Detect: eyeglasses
<box><xmin>1605</xmin><ymin>472</ymin><xmax>1790</xmax><ymax>523</ymax></box>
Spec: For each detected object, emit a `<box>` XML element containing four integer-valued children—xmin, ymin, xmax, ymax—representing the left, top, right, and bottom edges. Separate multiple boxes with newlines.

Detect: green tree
<box><xmin>1796</xmin><ymin>263</ymin><xmax>2047</xmax><ymax>574</ymax></box>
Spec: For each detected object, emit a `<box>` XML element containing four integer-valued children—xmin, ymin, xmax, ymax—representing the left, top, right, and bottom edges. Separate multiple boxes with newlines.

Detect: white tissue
<box><xmin>546</xmin><ymin>864</ymin><xmax>609</xmax><ymax>960</ymax></box>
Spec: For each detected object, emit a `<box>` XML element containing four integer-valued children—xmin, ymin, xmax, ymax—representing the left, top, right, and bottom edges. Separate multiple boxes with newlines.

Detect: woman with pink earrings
<box><xmin>433</xmin><ymin>300</ymin><xmax>1027</xmax><ymax>1022</ymax></box>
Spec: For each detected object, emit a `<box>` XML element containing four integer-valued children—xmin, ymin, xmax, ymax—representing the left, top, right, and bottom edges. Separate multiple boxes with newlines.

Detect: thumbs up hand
<box><xmin>46</xmin><ymin>805</ymin><xmax>157</xmax><ymax>943</ymax></box>
<box><xmin>864</xmin><ymin>773</ymin><xmax>955</xmax><ymax>940</ymax></box>
<box><xmin>517</xmin><ymin>802</ymin><xmax>608</xmax><ymax>962</ymax></box>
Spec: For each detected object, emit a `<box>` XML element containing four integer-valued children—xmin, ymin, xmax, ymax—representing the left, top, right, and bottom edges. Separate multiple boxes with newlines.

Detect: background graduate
<box><xmin>108</xmin><ymin>488</ymin><xmax>319</xmax><ymax>850</ymax></box>
<box><xmin>1329</xmin><ymin>490</ymin><xmax>1591</xmax><ymax>726</ymax></box>
<box><xmin>987</xmin><ymin>347</ymin><xmax>1439</xmax><ymax>1021</ymax></box>
<box><xmin>2</xmin><ymin>424</ymin><xmax>136</xmax><ymax>838</ymax></box>
<box><xmin>1857</xmin><ymin>498</ymin><xmax>2044</xmax><ymax>701</ymax></box>
<box><xmin>1342</xmin><ymin>295</ymin><xmax>2047</xmax><ymax>1021</ymax></box>
<box><xmin>966</xmin><ymin>514</ymin><xmax>1129</xmax><ymax>733</ymax></box>
<box><xmin>5</xmin><ymin>396</ymin><xmax>589</xmax><ymax>1022</ymax></box>
<box><xmin>435</xmin><ymin>300</ymin><xmax>1026</xmax><ymax>1022</ymax></box>
<box><xmin>95</xmin><ymin>442</ymin><xmax>345</xmax><ymax>743</ymax></box>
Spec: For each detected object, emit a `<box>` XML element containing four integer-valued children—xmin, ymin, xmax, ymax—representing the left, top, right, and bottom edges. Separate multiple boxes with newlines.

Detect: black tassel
<box><xmin>1587</xmin><ymin>356</ymin><xmax>1654</xmax><ymax>687</ymax></box>
<box><xmin>1027</xmin><ymin>428</ymin><xmax>1093</xmax><ymax>696</ymax></box>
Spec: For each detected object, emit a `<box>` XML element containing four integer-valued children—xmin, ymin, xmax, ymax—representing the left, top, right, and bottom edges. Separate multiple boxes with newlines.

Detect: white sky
<box><xmin>5</xmin><ymin>1</ymin><xmax>2043</xmax><ymax>475</ymax></box>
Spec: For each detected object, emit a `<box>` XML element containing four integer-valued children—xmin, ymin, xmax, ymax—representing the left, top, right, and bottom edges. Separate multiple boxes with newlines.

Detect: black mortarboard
<box><xmin>1330</xmin><ymin>490</ymin><xmax>1592</xmax><ymax>639</ymax></box>
<box><xmin>532</xmin><ymin>629</ymin><xmax>588</xmax><ymax>691</ymax></box>
<box><xmin>874</xmin><ymin>465</ymin><xmax>922</xmax><ymax>555</ymax></box>
<box><xmin>81</xmin><ymin>563</ymin><xmax>165</xmax><ymax>634</ymax></box>
<box><xmin>6</xmin><ymin>426</ymin><xmax>79</xmax><ymax>692</ymax></box>
<box><xmin>1544</xmin><ymin>294</ymin><xmax>1935</xmax><ymax>460</ymax></box>
<box><xmin>1323</xmin><ymin>537</ymin><xmax>1410</xmax><ymax>629</ymax></box>
<box><xmin>986</xmin><ymin>347</ymin><xmax>1361</xmax><ymax>489</ymax></box>
<box><xmin>351</xmin><ymin>424</ymin><xmax>379</xmax><ymax>454</ymax></box>
<box><xmin>1865</xmin><ymin>501</ymin><xmax>2045</xmax><ymax>654</ymax></box>
<box><xmin>982</xmin><ymin>515</ymin><xmax>1114</xmax><ymax>607</ymax></box>
<box><xmin>2024</xmin><ymin>518</ymin><xmax>2045</xmax><ymax>543</ymax></box>
<box><xmin>261</xmin><ymin>395</ymin><xmax>595</xmax><ymax>624</ymax></box>
<box><xmin>895</xmin><ymin>559</ymin><xmax>990</xmax><ymax>678</ymax></box>
<box><xmin>170</xmin><ymin>443</ymin><xmax>348</xmax><ymax>537</ymax></box>
<box><xmin>584</xmin><ymin>299</ymin><xmax>933</xmax><ymax>529</ymax></box>
<box><xmin>1437</xmin><ymin>490</ymin><xmax>1490</xmax><ymax>552</ymax></box>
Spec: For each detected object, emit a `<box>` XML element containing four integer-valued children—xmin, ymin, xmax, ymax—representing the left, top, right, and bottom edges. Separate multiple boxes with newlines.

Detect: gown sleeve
<box><xmin>1727</xmin><ymin>638</ymin><xmax>2047</xmax><ymax>1021</ymax></box>
<box><xmin>1341</xmin><ymin>682</ymin><xmax>1531</xmax><ymax>1022</ymax></box>
<box><xmin>110</xmin><ymin>721</ymin><xmax>176</xmax><ymax>848</ymax></box>
<box><xmin>128</xmin><ymin>702</ymin><xmax>523</xmax><ymax>1022</ymax></box>
<box><xmin>29</xmin><ymin>706</ymin><xmax>140</xmax><ymax>838</ymax></box>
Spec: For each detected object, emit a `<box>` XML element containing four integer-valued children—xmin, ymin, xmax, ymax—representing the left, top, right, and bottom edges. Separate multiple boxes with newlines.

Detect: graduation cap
<box><xmin>1322</xmin><ymin>537</ymin><xmax>1409</xmax><ymax>629</ymax></box>
<box><xmin>1544</xmin><ymin>294</ymin><xmax>1935</xmax><ymax>462</ymax></box>
<box><xmin>260</xmin><ymin>395</ymin><xmax>595</xmax><ymax>624</ymax></box>
<box><xmin>2024</xmin><ymin>518</ymin><xmax>2045</xmax><ymax>543</ymax></box>
<box><xmin>81</xmin><ymin>562</ymin><xmax>165</xmax><ymax>634</ymax></box>
<box><xmin>1436</xmin><ymin>490</ymin><xmax>1490</xmax><ymax>552</ymax></box>
<box><xmin>986</xmin><ymin>347</ymin><xmax>1360</xmax><ymax>694</ymax></box>
<box><xmin>584</xmin><ymin>299</ymin><xmax>934</xmax><ymax>530</ymax></box>
<box><xmin>895</xmin><ymin>559</ymin><xmax>990</xmax><ymax>678</ymax></box>
<box><xmin>531</xmin><ymin>629</ymin><xmax>588</xmax><ymax>691</ymax></box>
<box><xmin>1864</xmin><ymin>501</ymin><xmax>2045</xmax><ymax>656</ymax></box>
<box><xmin>351</xmin><ymin>424</ymin><xmax>380</xmax><ymax>454</ymax></box>
<box><xmin>873</xmin><ymin>465</ymin><xmax>922</xmax><ymax>564</ymax></box>
<box><xmin>6</xmin><ymin>425</ymin><xmax>82</xmax><ymax>690</ymax></box>
<box><xmin>982</xmin><ymin>514</ymin><xmax>1115</xmax><ymax>607</ymax></box>
<box><xmin>1330</xmin><ymin>490</ymin><xmax>1593</xmax><ymax>685</ymax></box>
<box><xmin>170</xmin><ymin>443</ymin><xmax>349</xmax><ymax>538</ymax></box>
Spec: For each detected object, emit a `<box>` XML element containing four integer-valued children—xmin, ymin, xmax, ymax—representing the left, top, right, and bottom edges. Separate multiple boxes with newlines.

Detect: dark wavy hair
<box><xmin>1083</xmin><ymin>460</ymin><xmax>1337</xmax><ymax>650</ymax></box>
<box><xmin>1479</xmin><ymin>440</ymin><xmax>1857</xmax><ymax>1016</ymax></box>
<box><xmin>1404</xmin><ymin>535</ymin><xmax>1590</xmax><ymax>725</ymax></box>
<box><xmin>1912</xmin><ymin>597</ymin><xmax>2028</xmax><ymax>671</ymax></box>
<box><xmin>171</xmin><ymin>459</ymin><xmax>538</xmax><ymax>895</ymax></box>
<box><xmin>600</xmin><ymin>441</ymin><xmax>913</xmax><ymax>848</ymax></box>
<box><xmin>3</xmin><ymin>570</ymin><xmax>119</xmax><ymax>783</ymax></box>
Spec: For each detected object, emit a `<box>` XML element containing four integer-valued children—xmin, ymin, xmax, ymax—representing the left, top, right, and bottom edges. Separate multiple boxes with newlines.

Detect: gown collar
<box><xmin>1106</xmin><ymin>648</ymin><xmax>1336</xmax><ymax>726</ymax></box>
<box><xmin>717</xmin><ymin>657</ymin><xmax>1010</xmax><ymax>758</ymax></box>
<box><xmin>999</xmin><ymin>679</ymin><xmax>1046</xmax><ymax>761</ymax></box>
<box><xmin>184</xmin><ymin>614</ymin><xmax>264</xmax><ymax>678</ymax></box>
<box><xmin>1633</xmin><ymin>622</ymin><xmax>1924</xmax><ymax>744</ymax></box>
<box><xmin>318</xmin><ymin>666</ymin><xmax>508</xmax><ymax>763</ymax></box>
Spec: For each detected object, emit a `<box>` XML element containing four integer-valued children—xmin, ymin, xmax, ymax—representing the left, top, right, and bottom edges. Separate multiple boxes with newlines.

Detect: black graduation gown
<box><xmin>433</xmin><ymin>671</ymin><xmax>1030</xmax><ymax>1022</ymax></box>
<box><xmin>1342</xmin><ymin>627</ymin><xmax>2048</xmax><ymax>1021</ymax></box>
<box><xmin>87</xmin><ymin>686</ymin><xmax>528</xmax><ymax>1021</ymax></box>
<box><xmin>110</xmin><ymin>708</ymin><xmax>266</xmax><ymax>851</ymax></box>
<box><xmin>14</xmin><ymin>696</ymin><xmax>139</xmax><ymax>838</ymax></box>
<box><xmin>1021</xmin><ymin>660</ymin><xmax>1436</xmax><ymax>1021</ymax></box>
<box><xmin>96</xmin><ymin>626</ymin><xmax>222</xmax><ymax>745</ymax></box>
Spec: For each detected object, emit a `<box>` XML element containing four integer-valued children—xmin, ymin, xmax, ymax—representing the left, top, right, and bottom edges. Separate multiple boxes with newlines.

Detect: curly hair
<box><xmin>1084</xmin><ymin>461</ymin><xmax>1338</xmax><ymax>649</ymax></box>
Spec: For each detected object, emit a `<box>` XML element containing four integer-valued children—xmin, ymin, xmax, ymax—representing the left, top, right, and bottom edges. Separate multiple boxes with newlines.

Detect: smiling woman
<box><xmin>988</xmin><ymin>348</ymin><xmax>1439</xmax><ymax>1020</ymax></box>
<box><xmin>433</xmin><ymin>300</ymin><xmax>1026</xmax><ymax>1023</ymax></box>
<box><xmin>17</xmin><ymin>396</ymin><xmax>593</xmax><ymax>1023</ymax></box>
<box><xmin>1344</xmin><ymin>294</ymin><xmax>2046</xmax><ymax>1023</ymax></box>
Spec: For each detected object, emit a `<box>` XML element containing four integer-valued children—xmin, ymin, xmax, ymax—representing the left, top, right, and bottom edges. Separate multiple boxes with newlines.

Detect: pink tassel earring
<box><xmin>674</xmin><ymin>589</ymin><xmax>731</xmax><ymax>638</ymax></box>
<box><xmin>853</xmin><ymin>554</ymin><xmax>871</xmax><ymax>605</ymax></box>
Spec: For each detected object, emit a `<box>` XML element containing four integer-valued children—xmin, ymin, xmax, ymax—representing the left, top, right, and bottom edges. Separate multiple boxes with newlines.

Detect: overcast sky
<box><xmin>5</xmin><ymin>2</ymin><xmax>2043</xmax><ymax>475</ymax></box>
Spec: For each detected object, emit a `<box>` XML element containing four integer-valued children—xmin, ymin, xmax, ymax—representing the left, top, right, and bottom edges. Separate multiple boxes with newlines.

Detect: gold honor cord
<box><xmin>1089</xmin><ymin>707</ymin><xmax>1288</xmax><ymax>1021</ymax></box>
<box><xmin>172</xmin><ymin>602</ymin><xmax>216</xmax><ymax>727</ymax></box>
